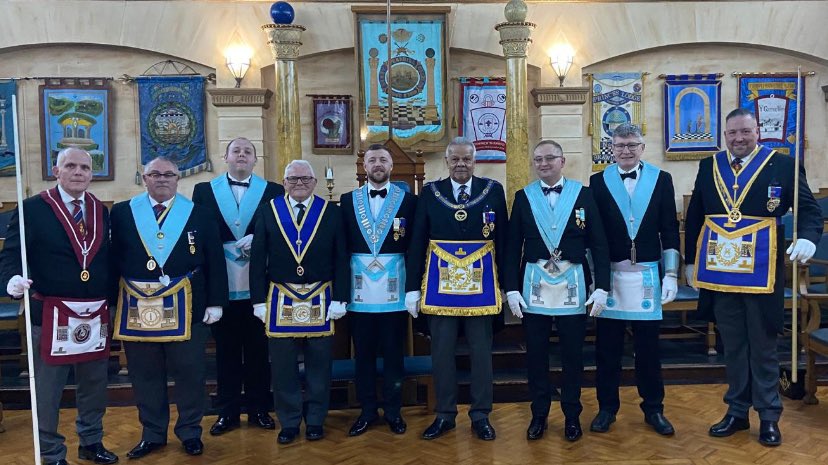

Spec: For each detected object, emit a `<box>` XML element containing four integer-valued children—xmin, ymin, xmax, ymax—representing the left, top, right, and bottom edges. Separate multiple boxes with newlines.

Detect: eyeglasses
<box><xmin>145</xmin><ymin>172</ymin><xmax>178</xmax><ymax>179</ymax></box>
<box><xmin>285</xmin><ymin>176</ymin><xmax>315</xmax><ymax>185</ymax></box>
<box><xmin>533</xmin><ymin>155</ymin><xmax>563</xmax><ymax>164</ymax></box>
<box><xmin>612</xmin><ymin>143</ymin><xmax>644</xmax><ymax>151</ymax></box>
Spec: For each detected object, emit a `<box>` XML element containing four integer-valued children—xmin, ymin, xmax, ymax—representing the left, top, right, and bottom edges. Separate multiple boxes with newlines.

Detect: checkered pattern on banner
<box><xmin>365</xmin><ymin>105</ymin><xmax>441</xmax><ymax>127</ymax></box>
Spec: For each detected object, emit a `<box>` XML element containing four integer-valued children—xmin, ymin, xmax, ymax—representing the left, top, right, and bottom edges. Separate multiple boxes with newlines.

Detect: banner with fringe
<box><xmin>590</xmin><ymin>72</ymin><xmax>644</xmax><ymax>171</ymax></box>
<box><xmin>0</xmin><ymin>80</ymin><xmax>17</xmax><ymax>177</ymax></box>
<box><xmin>737</xmin><ymin>73</ymin><xmax>806</xmax><ymax>158</ymax></box>
<box><xmin>458</xmin><ymin>77</ymin><xmax>506</xmax><ymax>163</ymax></box>
<box><xmin>663</xmin><ymin>74</ymin><xmax>722</xmax><ymax>161</ymax></box>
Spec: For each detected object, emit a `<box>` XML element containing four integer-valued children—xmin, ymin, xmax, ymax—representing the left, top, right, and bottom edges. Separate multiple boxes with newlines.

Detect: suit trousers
<box><xmin>268</xmin><ymin>336</ymin><xmax>333</xmax><ymax>428</ymax></box>
<box><xmin>124</xmin><ymin>323</ymin><xmax>210</xmax><ymax>443</ymax></box>
<box><xmin>713</xmin><ymin>292</ymin><xmax>782</xmax><ymax>421</ymax></box>
<box><xmin>523</xmin><ymin>312</ymin><xmax>586</xmax><ymax>420</ymax></box>
<box><xmin>595</xmin><ymin>317</ymin><xmax>665</xmax><ymax>416</ymax></box>
<box><xmin>211</xmin><ymin>299</ymin><xmax>271</xmax><ymax>418</ymax></box>
<box><xmin>32</xmin><ymin>325</ymin><xmax>109</xmax><ymax>463</ymax></box>
<box><xmin>350</xmin><ymin>311</ymin><xmax>408</xmax><ymax>419</ymax></box>
<box><xmin>429</xmin><ymin>314</ymin><xmax>493</xmax><ymax>422</ymax></box>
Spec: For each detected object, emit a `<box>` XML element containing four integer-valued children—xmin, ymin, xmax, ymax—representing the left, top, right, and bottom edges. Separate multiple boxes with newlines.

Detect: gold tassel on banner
<box><xmin>588</xmin><ymin>122</ymin><xmax>593</xmax><ymax>136</ymax></box>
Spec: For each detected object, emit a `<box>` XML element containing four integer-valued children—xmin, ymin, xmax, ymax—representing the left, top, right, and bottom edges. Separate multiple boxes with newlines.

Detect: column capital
<box><xmin>495</xmin><ymin>21</ymin><xmax>535</xmax><ymax>58</ymax></box>
<box><xmin>207</xmin><ymin>88</ymin><xmax>274</xmax><ymax>109</ymax></box>
<box><xmin>262</xmin><ymin>23</ymin><xmax>306</xmax><ymax>61</ymax></box>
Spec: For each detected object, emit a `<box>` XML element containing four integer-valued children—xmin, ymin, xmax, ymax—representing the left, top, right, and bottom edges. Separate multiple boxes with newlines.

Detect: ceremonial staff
<box><xmin>11</xmin><ymin>94</ymin><xmax>42</xmax><ymax>463</ymax></box>
<box><xmin>791</xmin><ymin>66</ymin><xmax>802</xmax><ymax>383</ymax></box>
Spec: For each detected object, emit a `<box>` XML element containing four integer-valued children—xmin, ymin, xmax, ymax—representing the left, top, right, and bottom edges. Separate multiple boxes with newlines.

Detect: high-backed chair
<box><xmin>799</xmin><ymin>233</ymin><xmax>828</xmax><ymax>404</ymax></box>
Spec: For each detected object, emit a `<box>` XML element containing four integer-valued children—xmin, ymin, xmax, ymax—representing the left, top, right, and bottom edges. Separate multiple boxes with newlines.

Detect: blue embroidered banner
<box><xmin>459</xmin><ymin>78</ymin><xmax>506</xmax><ymax>163</ymax></box>
<box><xmin>591</xmin><ymin>72</ymin><xmax>644</xmax><ymax>171</ymax></box>
<box><xmin>137</xmin><ymin>76</ymin><xmax>207</xmax><ymax>176</ymax></box>
<box><xmin>0</xmin><ymin>80</ymin><xmax>16</xmax><ymax>177</ymax></box>
<box><xmin>737</xmin><ymin>74</ymin><xmax>805</xmax><ymax>159</ymax></box>
<box><xmin>663</xmin><ymin>74</ymin><xmax>722</xmax><ymax>161</ymax></box>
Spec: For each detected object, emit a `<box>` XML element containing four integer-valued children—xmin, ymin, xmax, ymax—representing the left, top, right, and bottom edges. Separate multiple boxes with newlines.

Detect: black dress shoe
<box><xmin>758</xmin><ymin>420</ymin><xmax>782</xmax><ymax>446</ymax></box>
<box><xmin>277</xmin><ymin>427</ymin><xmax>299</xmax><ymax>444</ymax></box>
<box><xmin>126</xmin><ymin>440</ymin><xmax>165</xmax><ymax>459</ymax></box>
<box><xmin>708</xmin><ymin>414</ymin><xmax>750</xmax><ymax>437</ymax></box>
<box><xmin>78</xmin><ymin>442</ymin><xmax>119</xmax><ymax>464</ymax></box>
<box><xmin>209</xmin><ymin>416</ymin><xmax>240</xmax><ymax>436</ymax></box>
<box><xmin>526</xmin><ymin>416</ymin><xmax>547</xmax><ymax>440</ymax></box>
<box><xmin>421</xmin><ymin>418</ymin><xmax>456</xmax><ymax>440</ymax></box>
<box><xmin>306</xmin><ymin>425</ymin><xmax>325</xmax><ymax>441</ymax></box>
<box><xmin>564</xmin><ymin>418</ymin><xmax>582</xmax><ymax>442</ymax></box>
<box><xmin>385</xmin><ymin>416</ymin><xmax>407</xmax><ymax>435</ymax></box>
<box><xmin>248</xmin><ymin>412</ymin><xmax>276</xmax><ymax>430</ymax></box>
<box><xmin>645</xmin><ymin>412</ymin><xmax>675</xmax><ymax>436</ymax></box>
<box><xmin>348</xmin><ymin>416</ymin><xmax>376</xmax><ymax>437</ymax></box>
<box><xmin>590</xmin><ymin>411</ymin><xmax>616</xmax><ymax>433</ymax></box>
<box><xmin>471</xmin><ymin>418</ymin><xmax>496</xmax><ymax>441</ymax></box>
<box><xmin>44</xmin><ymin>460</ymin><xmax>69</xmax><ymax>465</ymax></box>
<box><xmin>182</xmin><ymin>438</ymin><xmax>203</xmax><ymax>456</ymax></box>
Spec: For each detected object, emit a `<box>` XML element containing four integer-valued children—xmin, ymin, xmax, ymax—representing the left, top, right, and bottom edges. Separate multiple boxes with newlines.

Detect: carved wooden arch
<box><xmin>356</xmin><ymin>138</ymin><xmax>425</xmax><ymax>194</ymax></box>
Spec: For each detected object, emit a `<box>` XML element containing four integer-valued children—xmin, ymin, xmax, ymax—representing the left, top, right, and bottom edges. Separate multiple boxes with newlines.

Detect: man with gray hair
<box><xmin>406</xmin><ymin>137</ymin><xmax>507</xmax><ymax>441</ymax></box>
<box><xmin>588</xmin><ymin>123</ymin><xmax>680</xmax><ymax>437</ymax></box>
<box><xmin>1</xmin><ymin>147</ymin><xmax>118</xmax><ymax>465</ymax></box>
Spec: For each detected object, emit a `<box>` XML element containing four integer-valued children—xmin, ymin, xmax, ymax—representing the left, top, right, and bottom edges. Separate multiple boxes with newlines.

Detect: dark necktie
<box><xmin>458</xmin><ymin>185</ymin><xmax>470</xmax><ymax>204</ymax></box>
<box><xmin>71</xmin><ymin>199</ymin><xmax>86</xmax><ymax>237</ymax></box>
<box><xmin>620</xmin><ymin>171</ymin><xmax>637</xmax><ymax>181</ymax></box>
<box><xmin>542</xmin><ymin>185</ymin><xmax>563</xmax><ymax>196</ymax></box>
<box><xmin>731</xmin><ymin>157</ymin><xmax>743</xmax><ymax>173</ymax></box>
<box><xmin>296</xmin><ymin>203</ymin><xmax>306</xmax><ymax>224</ymax></box>
<box><xmin>369</xmin><ymin>188</ymin><xmax>387</xmax><ymax>198</ymax></box>
<box><xmin>153</xmin><ymin>203</ymin><xmax>166</xmax><ymax>221</ymax></box>
<box><xmin>228</xmin><ymin>179</ymin><xmax>250</xmax><ymax>188</ymax></box>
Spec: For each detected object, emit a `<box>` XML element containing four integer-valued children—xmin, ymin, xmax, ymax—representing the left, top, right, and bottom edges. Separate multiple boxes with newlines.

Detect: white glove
<box><xmin>787</xmin><ymin>238</ymin><xmax>817</xmax><ymax>264</ymax></box>
<box><xmin>326</xmin><ymin>301</ymin><xmax>347</xmax><ymax>321</ymax></box>
<box><xmin>405</xmin><ymin>291</ymin><xmax>421</xmax><ymax>318</ymax></box>
<box><xmin>235</xmin><ymin>234</ymin><xmax>254</xmax><ymax>252</ymax></box>
<box><xmin>202</xmin><ymin>306</ymin><xmax>223</xmax><ymax>324</ymax></box>
<box><xmin>253</xmin><ymin>303</ymin><xmax>267</xmax><ymax>323</ymax></box>
<box><xmin>586</xmin><ymin>289</ymin><xmax>609</xmax><ymax>317</ymax></box>
<box><xmin>6</xmin><ymin>275</ymin><xmax>31</xmax><ymax>298</ymax></box>
<box><xmin>506</xmin><ymin>291</ymin><xmax>526</xmax><ymax>319</ymax></box>
<box><xmin>685</xmin><ymin>264</ymin><xmax>698</xmax><ymax>291</ymax></box>
<box><xmin>661</xmin><ymin>275</ymin><xmax>678</xmax><ymax>304</ymax></box>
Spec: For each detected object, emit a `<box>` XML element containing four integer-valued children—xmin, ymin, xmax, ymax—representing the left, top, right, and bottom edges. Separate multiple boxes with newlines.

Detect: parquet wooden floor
<box><xmin>2</xmin><ymin>384</ymin><xmax>828</xmax><ymax>464</ymax></box>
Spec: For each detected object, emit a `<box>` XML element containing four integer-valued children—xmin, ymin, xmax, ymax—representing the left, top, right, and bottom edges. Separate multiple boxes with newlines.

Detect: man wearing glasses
<box><xmin>588</xmin><ymin>123</ymin><xmax>680</xmax><ymax>437</ymax></box>
<box><xmin>192</xmin><ymin>137</ymin><xmax>284</xmax><ymax>437</ymax></box>
<box><xmin>111</xmin><ymin>156</ymin><xmax>228</xmax><ymax>459</ymax></box>
<box><xmin>504</xmin><ymin>140</ymin><xmax>610</xmax><ymax>442</ymax></box>
<box><xmin>685</xmin><ymin>109</ymin><xmax>821</xmax><ymax>446</ymax></box>
<box><xmin>250</xmin><ymin>159</ymin><xmax>349</xmax><ymax>444</ymax></box>
<box><xmin>405</xmin><ymin>137</ymin><xmax>507</xmax><ymax>441</ymax></box>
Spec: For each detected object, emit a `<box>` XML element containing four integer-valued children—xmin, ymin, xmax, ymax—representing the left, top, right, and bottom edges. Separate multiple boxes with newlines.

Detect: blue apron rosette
<box><xmin>694</xmin><ymin>214</ymin><xmax>777</xmax><ymax>293</ymax></box>
<box><xmin>114</xmin><ymin>274</ymin><xmax>193</xmax><ymax>342</ymax></box>
<box><xmin>348</xmin><ymin>253</ymin><xmax>405</xmax><ymax>313</ymax></box>
<box><xmin>420</xmin><ymin>240</ymin><xmax>501</xmax><ymax>316</ymax></box>
<box><xmin>602</xmin><ymin>260</ymin><xmax>662</xmax><ymax>320</ymax></box>
<box><xmin>265</xmin><ymin>281</ymin><xmax>334</xmax><ymax>338</ymax></box>
<box><xmin>522</xmin><ymin>260</ymin><xmax>586</xmax><ymax>316</ymax></box>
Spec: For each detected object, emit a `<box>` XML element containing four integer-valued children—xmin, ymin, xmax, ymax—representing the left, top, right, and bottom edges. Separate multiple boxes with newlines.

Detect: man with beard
<box><xmin>406</xmin><ymin>137</ymin><xmax>507</xmax><ymax>441</ymax></box>
<box><xmin>339</xmin><ymin>144</ymin><xmax>417</xmax><ymax>436</ymax></box>
<box><xmin>192</xmin><ymin>137</ymin><xmax>283</xmax><ymax>436</ymax></box>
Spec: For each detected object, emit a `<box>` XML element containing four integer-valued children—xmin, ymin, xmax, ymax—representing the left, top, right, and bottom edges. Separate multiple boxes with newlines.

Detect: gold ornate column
<box><xmin>495</xmin><ymin>0</ymin><xmax>535</xmax><ymax>210</ymax></box>
<box><xmin>262</xmin><ymin>23</ymin><xmax>305</xmax><ymax>180</ymax></box>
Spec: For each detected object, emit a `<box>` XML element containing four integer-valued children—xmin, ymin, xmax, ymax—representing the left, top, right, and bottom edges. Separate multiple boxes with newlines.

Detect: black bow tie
<box><xmin>542</xmin><ymin>185</ymin><xmax>563</xmax><ymax>196</ymax></box>
<box><xmin>228</xmin><ymin>179</ymin><xmax>250</xmax><ymax>188</ymax></box>
<box><xmin>620</xmin><ymin>171</ymin><xmax>637</xmax><ymax>181</ymax></box>
<box><xmin>369</xmin><ymin>188</ymin><xmax>387</xmax><ymax>198</ymax></box>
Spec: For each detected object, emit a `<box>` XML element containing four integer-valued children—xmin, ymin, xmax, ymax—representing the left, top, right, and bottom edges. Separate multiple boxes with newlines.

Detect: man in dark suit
<box><xmin>405</xmin><ymin>137</ymin><xmax>508</xmax><ymax>441</ymax></box>
<box><xmin>685</xmin><ymin>108</ymin><xmax>822</xmax><ymax>447</ymax></box>
<box><xmin>588</xmin><ymin>124</ymin><xmax>681</xmax><ymax>437</ymax></box>
<box><xmin>504</xmin><ymin>140</ymin><xmax>610</xmax><ymax>442</ymax></box>
<box><xmin>1</xmin><ymin>148</ymin><xmax>118</xmax><ymax>465</ymax></box>
<box><xmin>111</xmin><ymin>156</ymin><xmax>228</xmax><ymax>459</ymax></box>
<box><xmin>192</xmin><ymin>137</ymin><xmax>283</xmax><ymax>436</ymax></box>
<box><xmin>250</xmin><ymin>159</ymin><xmax>349</xmax><ymax>445</ymax></box>
<box><xmin>339</xmin><ymin>144</ymin><xmax>417</xmax><ymax>437</ymax></box>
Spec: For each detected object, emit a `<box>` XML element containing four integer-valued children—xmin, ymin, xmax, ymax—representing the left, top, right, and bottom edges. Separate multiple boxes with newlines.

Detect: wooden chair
<box><xmin>355</xmin><ymin>139</ymin><xmax>426</xmax><ymax>194</ymax></box>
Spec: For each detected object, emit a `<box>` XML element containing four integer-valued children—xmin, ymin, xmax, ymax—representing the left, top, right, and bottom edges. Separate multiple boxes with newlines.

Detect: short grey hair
<box><xmin>55</xmin><ymin>147</ymin><xmax>92</xmax><ymax>168</ymax></box>
<box><xmin>284</xmin><ymin>159</ymin><xmax>315</xmax><ymax>178</ymax></box>
<box><xmin>143</xmin><ymin>156</ymin><xmax>179</xmax><ymax>174</ymax></box>
<box><xmin>445</xmin><ymin>137</ymin><xmax>476</xmax><ymax>159</ymax></box>
<box><xmin>612</xmin><ymin>123</ymin><xmax>644</xmax><ymax>143</ymax></box>
<box><xmin>533</xmin><ymin>139</ymin><xmax>563</xmax><ymax>155</ymax></box>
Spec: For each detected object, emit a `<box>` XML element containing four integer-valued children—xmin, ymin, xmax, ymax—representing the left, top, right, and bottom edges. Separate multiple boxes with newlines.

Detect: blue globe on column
<box><xmin>270</xmin><ymin>1</ymin><xmax>295</xmax><ymax>25</ymax></box>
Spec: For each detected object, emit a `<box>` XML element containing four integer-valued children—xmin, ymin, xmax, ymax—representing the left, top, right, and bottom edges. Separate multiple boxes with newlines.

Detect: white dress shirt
<box><xmin>57</xmin><ymin>184</ymin><xmax>86</xmax><ymax>218</ymax></box>
<box><xmin>228</xmin><ymin>173</ymin><xmax>252</xmax><ymax>204</ymax></box>
<box><xmin>149</xmin><ymin>196</ymin><xmax>173</xmax><ymax>210</ymax></box>
<box><xmin>288</xmin><ymin>196</ymin><xmax>310</xmax><ymax>220</ymax></box>
<box><xmin>539</xmin><ymin>178</ymin><xmax>564</xmax><ymax>209</ymax></box>
<box><xmin>450</xmin><ymin>178</ymin><xmax>471</xmax><ymax>203</ymax></box>
<box><xmin>729</xmin><ymin>145</ymin><xmax>758</xmax><ymax>170</ymax></box>
<box><xmin>367</xmin><ymin>182</ymin><xmax>390</xmax><ymax>218</ymax></box>
<box><xmin>618</xmin><ymin>163</ymin><xmax>642</xmax><ymax>197</ymax></box>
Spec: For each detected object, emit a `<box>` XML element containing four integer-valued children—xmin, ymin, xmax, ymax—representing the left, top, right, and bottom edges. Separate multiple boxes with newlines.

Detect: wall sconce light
<box><xmin>225</xmin><ymin>45</ymin><xmax>252</xmax><ymax>88</ymax></box>
<box><xmin>548</xmin><ymin>45</ymin><xmax>575</xmax><ymax>87</ymax></box>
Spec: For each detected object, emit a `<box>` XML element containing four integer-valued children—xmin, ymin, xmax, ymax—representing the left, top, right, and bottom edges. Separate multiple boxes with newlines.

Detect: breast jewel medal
<box><xmin>482</xmin><ymin>208</ymin><xmax>495</xmax><ymax>238</ymax></box>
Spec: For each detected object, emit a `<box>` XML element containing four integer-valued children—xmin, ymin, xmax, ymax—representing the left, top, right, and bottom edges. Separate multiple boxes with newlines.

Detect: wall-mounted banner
<box><xmin>358</xmin><ymin>15</ymin><xmax>446</xmax><ymax>147</ymax></box>
<box><xmin>309</xmin><ymin>95</ymin><xmax>352</xmax><ymax>155</ymax></box>
<box><xmin>590</xmin><ymin>72</ymin><xmax>644</xmax><ymax>171</ymax></box>
<box><xmin>458</xmin><ymin>77</ymin><xmax>506</xmax><ymax>163</ymax></box>
<box><xmin>0</xmin><ymin>80</ymin><xmax>17</xmax><ymax>177</ymax></box>
<box><xmin>137</xmin><ymin>76</ymin><xmax>207</xmax><ymax>176</ymax></box>
<box><xmin>737</xmin><ymin>74</ymin><xmax>806</xmax><ymax>158</ymax></box>
<box><xmin>663</xmin><ymin>74</ymin><xmax>722</xmax><ymax>161</ymax></box>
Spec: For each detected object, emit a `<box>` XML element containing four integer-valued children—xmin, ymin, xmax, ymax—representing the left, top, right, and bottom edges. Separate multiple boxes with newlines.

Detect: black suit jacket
<box><xmin>249</xmin><ymin>196</ymin><xmax>350</xmax><ymax>304</ymax></box>
<box><xmin>589</xmin><ymin>169</ymin><xmax>680</xmax><ymax>262</ymax></box>
<box><xmin>191</xmin><ymin>178</ymin><xmax>284</xmax><ymax>242</ymax></box>
<box><xmin>339</xmin><ymin>188</ymin><xmax>417</xmax><ymax>255</ymax></box>
<box><xmin>504</xmin><ymin>185</ymin><xmax>610</xmax><ymax>293</ymax></box>
<box><xmin>405</xmin><ymin>176</ymin><xmax>508</xmax><ymax>292</ymax></box>
<box><xmin>0</xmin><ymin>194</ymin><xmax>112</xmax><ymax>326</ymax></box>
<box><xmin>684</xmin><ymin>150</ymin><xmax>822</xmax><ymax>331</ymax></box>
<box><xmin>110</xmin><ymin>198</ymin><xmax>228</xmax><ymax>323</ymax></box>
